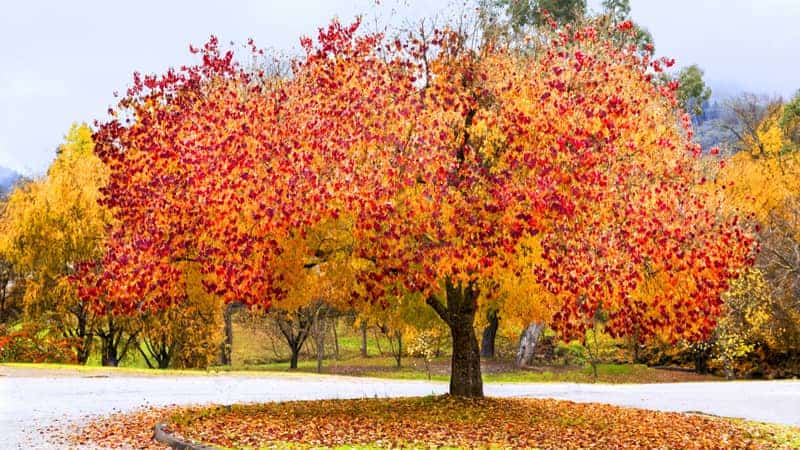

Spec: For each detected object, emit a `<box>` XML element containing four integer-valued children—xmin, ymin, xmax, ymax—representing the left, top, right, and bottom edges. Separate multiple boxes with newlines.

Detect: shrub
<box><xmin>0</xmin><ymin>322</ymin><xmax>78</xmax><ymax>363</ymax></box>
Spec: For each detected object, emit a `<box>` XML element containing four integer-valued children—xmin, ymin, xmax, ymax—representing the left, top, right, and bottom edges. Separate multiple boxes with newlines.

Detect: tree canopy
<box><xmin>75</xmin><ymin>15</ymin><xmax>754</xmax><ymax>396</ymax></box>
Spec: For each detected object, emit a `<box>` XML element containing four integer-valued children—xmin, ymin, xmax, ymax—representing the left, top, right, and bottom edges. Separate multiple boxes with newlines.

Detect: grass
<box><xmin>0</xmin><ymin>362</ymin><xmax>342</xmax><ymax>379</ymax></box>
<box><xmin>741</xmin><ymin>420</ymin><xmax>800</xmax><ymax>448</ymax></box>
<box><xmin>1</xmin><ymin>358</ymin><xmax>666</xmax><ymax>384</ymax></box>
<box><xmin>3</xmin><ymin>313</ymin><xmax>717</xmax><ymax>385</ymax></box>
<box><xmin>358</xmin><ymin>363</ymin><xmax>711</xmax><ymax>384</ymax></box>
<box><xmin>0</xmin><ymin>361</ymin><xmax>217</xmax><ymax>376</ymax></box>
<box><xmin>4</xmin><ymin>318</ymin><xmax>718</xmax><ymax>385</ymax></box>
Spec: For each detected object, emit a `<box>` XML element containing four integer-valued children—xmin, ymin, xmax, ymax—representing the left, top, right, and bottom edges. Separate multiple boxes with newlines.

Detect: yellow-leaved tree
<box><xmin>136</xmin><ymin>264</ymin><xmax>224</xmax><ymax>369</ymax></box>
<box><xmin>711</xmin><ymin>103</ymin><xmax>800</xmax><ymax>376</ymax></box>
<box><xmin>0</xmin><ymin>123</ymin><xmax>109</xmax><ymax>363</ymax></box>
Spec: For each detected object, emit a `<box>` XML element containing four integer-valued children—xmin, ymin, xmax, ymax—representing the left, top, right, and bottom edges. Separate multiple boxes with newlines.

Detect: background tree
<box><xmin>719</xmin><ymin>93</ymin><xmax>784</xmax><ymax>155</ymax></box>
<box><xmin>482</xmin><ymin>236</ymin><xmax>558</xmax><ymax>366</ymax></box>
<box><xmin>1</xmin><ymin>123</ymin><xmax>109</xmax><ymax>363</ymax></box>
<box><xmin>494</xmin><ymin>0</ymin><xmax>587</xmax><ymax>30</ymax></box>
<box><xmin>137</xmin><ymin>266</ymin><xmax>223</xmax><ymax>369</ymax></box>
<box><xmin>710</xmin><ymin>113</ymin><xmax>800</xmax><ymax>376</ymax></box>
<box><xmin>676</xmin><ymin>65</ymin><xmax>712</xmax><ymax>118</ymax></box>
<box><xmin>599</xmin><ymin>0</ymin><xmax>654</xmax><ymax>56</ymax></box>
<box><xmin>781</xmin><ymin>90</ymin><xmax>800</xmax><ymax>150</ymax></box>
<box><xmin>0</xmin><ymin>249</ymin><xmax>22</xmax><ymax>324</ymax></box>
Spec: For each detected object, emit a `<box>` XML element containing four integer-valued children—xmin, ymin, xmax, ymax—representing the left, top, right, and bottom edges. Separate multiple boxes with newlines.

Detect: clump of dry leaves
<box><xmin>59</xmin><ymin>396</ymin><xmax>798</xmax><ymax>449</ymax></box>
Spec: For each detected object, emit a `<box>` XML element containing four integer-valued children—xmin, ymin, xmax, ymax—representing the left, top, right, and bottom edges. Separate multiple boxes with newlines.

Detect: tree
<box><xmin>479</xmin><ymin>308</ymin><xmax>499</xmax><ymax>358</ymax></box>
<box><xmin>599</xmin><ymin>0</ymin><xmax>654</xmax><ymax>56</ymax></box>
<box><xmin>715</xmin><ymin>268</ymin><xmax>773</xmax><ymax>378</ymax></box>
<box><xmin>493</xmin><ymin>0</ymin><xmax>587</xmax><ymax>30</ymax></box>
<box><xmin>137</xmin><ymin>266</ymin><xmax>223</xmax><ymax>369</ymax></box>
<box><xmin>781</xmin><ymin>90</ymin><xmax>800</xmax><ymax>150</ymax></box>
<box><xmin>1</xmin><ymin>123</ymin><xmax>110</xmax><ymax>363</ymax></box>
<box><xmin>348</xmin><ymin>17</ymin><xmax>751</xmax><ymax>395</ymax></box>
<box><xmin>87</xmin><ymin>16</ymin><xmax>752</xmax><ymax>398</ymax></box>
<box><xmin>710</xmin><ymin>119</ymin><xmax>800</xmax><ymax>376</ymax></box>
<box><xmin>481</xmin><ymin>236</ymin><xmax>558</xmax><ymax>365</ymax></box>
<box><xmin>267</xmin><ymin>219</ymin><xmax>356</xmax><ymax>370</ymax></box>
<box><xmin>719</xmin><ymin>93</ymin><xmax>784</xmax><ymax>155</ymax></box>
<box><xmin>601</xmin><ymin>0</ymin><xmax>630</xmax><ymax>22</ymax></box>
<box><xmin>676</xmin><ymin>65</ymin><xmax>712</xmax><ymax>118</ymax></box>
<box><xmin>0</xmin><ymin>251</ymin><xmax>22</xmax><ymax>324</ymax></box>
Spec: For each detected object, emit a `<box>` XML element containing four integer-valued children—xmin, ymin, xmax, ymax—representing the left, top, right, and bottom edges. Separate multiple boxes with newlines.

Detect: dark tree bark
<box><xmin>427</xmin><ymin>279</ymin><xmax>483</xmax><ymax>397</ymax></box>
<box><xmin>480</xmin><ymin>310</ymin><xmax>499</xmax><ymax>359</ymax></box>
<box><xmin>219</xmin><ymin>302</ymin><xmax>241</xmax><ymax>366</ymax></box>
<box><xmin>694</xmin><ymin>345</ymin><xmax>712</xmax><ymax>374</ymax></box>
<box><xmin>289</xmin><ymin>347</ymin><xmax>300</xmax><ymax>369</ymax></box>
<box><xmin>379</xmin><ymin>324</ymin><xmax>403</xmax><ymax>368</ymax></box>
<box><xmin>96</xmin><ymin>314</ymin><xmax>137</xmax><ymax>367</ymax></box>
<box><xmin>274</xmin><ymin>306</ymin><xmax>317</xmax><ymax>370</ymax></box>
<box><xmin>139</xmin><ymin>327</ymin><xmax>174</xmax><ymax>369</ymax></box>
<box><xmin>60</xmin><ymin>301</ymin><xmax>94</xmax><ymax>364</ymax></box>
<box><xmin>394</xmin><ymin>331</ymin><xmax>402</xmax><ymax>368</ymax></box>
<box><xmin>74</xmin><ymin>304</ymin><xmax>94</xmax><ymax>365</ymax></box>
<box><xmin>630</xmin><ymin>329</ymin><xmax>642</xmax><ymax>364</ymax></box>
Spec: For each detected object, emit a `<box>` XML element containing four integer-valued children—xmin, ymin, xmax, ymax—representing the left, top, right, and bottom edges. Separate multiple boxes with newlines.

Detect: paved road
<box><xmin>1</xmin><ymin>370</ymin><xmax>798</xmax><ymax>448</ymax></box>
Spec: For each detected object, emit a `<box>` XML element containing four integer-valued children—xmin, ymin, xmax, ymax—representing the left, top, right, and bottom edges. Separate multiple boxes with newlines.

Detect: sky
<box><xmin>1</xmin><ymin>0</ymin><xmax>799</xmax><ymax>175</ymax></box>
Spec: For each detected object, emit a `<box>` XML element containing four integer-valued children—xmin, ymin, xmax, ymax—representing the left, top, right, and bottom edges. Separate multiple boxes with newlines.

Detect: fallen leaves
<box><xmin>59</xmin><ymin>396</ymin><xmax>799</xmax><ymax>449</ymax></box>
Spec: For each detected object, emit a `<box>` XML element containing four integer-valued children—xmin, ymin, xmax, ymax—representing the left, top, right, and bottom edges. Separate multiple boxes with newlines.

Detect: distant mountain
<box><xmin>0</xmin><ymin>166</ymin><xmax>20</xmax><ymax>195</ymax></box>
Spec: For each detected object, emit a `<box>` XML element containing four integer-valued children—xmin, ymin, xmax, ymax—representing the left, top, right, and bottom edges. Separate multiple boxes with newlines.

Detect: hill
<box><xmin>0</xmin><ymin>166</ymin><xmax>20</xmax><ymax>195</ymax></box>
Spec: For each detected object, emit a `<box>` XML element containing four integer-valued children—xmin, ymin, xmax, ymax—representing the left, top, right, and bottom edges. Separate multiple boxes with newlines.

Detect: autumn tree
<box><xmin>598</xmin><ymin>0</ymin><xmax>654</xmax><ymax>56</ymax></box>
<box><xmin>719</xmin><ymin>93</ymin><xmax>784</xmax><ymax>155</ymax></box>
<box><xmin>136</xmin><ymin>266</ymin><xmax>223</xmax><ymax>369</ymax></box>
<box><xmin>479</xmin><ymin>236</ymin><xmax>558</xmax><ymax>365</ymax></box>
<box><xmin>258</xmin><ymin>219</ymin><xmax>357</xmax><ymax>370</ymax></box>
<box><xmin>709</xmin><ymin>108</ymin><xmax>800</xmax><ymax>376</ymax></box>
<box><xmin>0</xmin><ymin>233</ymin><xmax>22</xmax><ymax>324</ymax></box>
<box><xmin>1</xmin><ymin>124</ymin><xmax>110</xmax><ymax>363</ymax></box>
<box><xmin>342</xmin><ymin>17</ymin><xmax>751</xmax><ymax>395</ymax></box>
<box><xmin>87</xmin><ymin>16</ymin><xmax>753</xmax><ymax>397</ymax></box>
<box><xmin>781</xmin><ymin>90</ymin><xmax>800</xmax><ymax>150</ymax></box>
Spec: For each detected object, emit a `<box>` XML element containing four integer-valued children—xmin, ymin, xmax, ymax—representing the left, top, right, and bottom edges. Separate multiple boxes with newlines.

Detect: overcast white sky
<box><xmin>1</xmin><ymin>0</ymin><xmax>799</xmax><ymax>175</ymax></box>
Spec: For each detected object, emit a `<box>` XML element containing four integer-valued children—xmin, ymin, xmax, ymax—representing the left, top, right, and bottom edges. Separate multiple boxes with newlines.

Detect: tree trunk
<box><xmin>101</xmin><ymin>337</ymin><xmax>120</xmax><ymax>367</ymax></box>
<box><xmin>315</xmin><ymin>318</ymin><xmax>325</xmax><ymax>374</ymax></box>
<box><xmin>515</xmin><ymin>322</ymin><xmax>544</xmax><ymax>367</ymax></box>
<box><xmin>76</xmin><ymin>340</ymin><xmax>92</xmax><ymax>365</ymax></box>
<box><xmin>480</xmin><ymin>310</ymin><xmax>499</xmax><ymax>359</ymax></box>
<box><xmin>449</xmin><ymin>307</ymin><xmax>483</xmax><ymax>397</ymax></box>
<box><xmin>289</xmin><ymin>345</ymin><xmax>300</xmax><ymax>369</ymax></box>
<box><xmin>394</xmin><ymin>331</ymin><xmax>402</xmax><ymax>368</ymax></box>
<box><xmin>694</xmin><ymin>349</ymin><xmax>710</xmax><ymax>374</ymax></box>
<box><xmin>75</xmin><ymin>311</ymin><xmax>93</xmax><ymax>365</ymax></box>
<box><xmin>275</xmin><ymin>308</ymin><xmax>313</xmax><ymax>370</ymax></box>
<box><xmin>219</xmin><ymin>303</ymin><xmax>237</xmax><ymax>366</ymax></box>
<box><xmin>65</xmin><ymin>302</ymin><xmax>94</xmax><ymax>365</ymax></box>
<box><xmin>360</xmin><ymin>321</ymin><xmax>368</xmax><ymax>357</ymax></box>
<box><xmin>332</xmin><ymin>317</ymin><xmax>339</xmax><ymax>360</ymax></box>
<box><xmin>427</xmin><ymin>279</ymin><xmax>483</xmax><ymax>398</ymax></box>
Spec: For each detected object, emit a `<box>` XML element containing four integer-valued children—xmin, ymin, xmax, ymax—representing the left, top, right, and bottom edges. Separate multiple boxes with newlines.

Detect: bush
<box><xmin>0</xmin><ymin>322</ymin><xmax>78</xmax><ymax>363</ymax></box>
<box><xmin>554</xmin><ymin>341</ymin><xmax>587</xmax><ymax>366</ymax></box>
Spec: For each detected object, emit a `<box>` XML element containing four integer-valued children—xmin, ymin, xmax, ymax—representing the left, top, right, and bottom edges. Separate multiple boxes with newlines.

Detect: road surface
<box><xmin>1</xmin><ymin>368</ymin><xmax>798</xmax><ymax>448</ymax></box>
